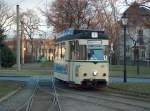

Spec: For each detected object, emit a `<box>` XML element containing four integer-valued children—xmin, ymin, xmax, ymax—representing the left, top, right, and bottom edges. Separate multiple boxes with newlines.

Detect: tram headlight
<box><xmin>103</xmin><ymin>73</ymin><xmax>106</xmax><ymax>76</ymax></box>
<box><xmin>83</xmin><ymin>73</ymin><xmax>87</xmax><ymax>77</ymax></box>
<box><xmin>93</xmin><ymin>71</ymin><xmax>97</xmax><ymax>76</ymax></box>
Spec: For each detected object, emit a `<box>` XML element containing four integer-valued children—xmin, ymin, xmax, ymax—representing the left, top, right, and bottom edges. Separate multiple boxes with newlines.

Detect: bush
<box><xmin>1</xmin><ymin>45</ymin><xmax>16</xmax><ymax>68</ymax></box>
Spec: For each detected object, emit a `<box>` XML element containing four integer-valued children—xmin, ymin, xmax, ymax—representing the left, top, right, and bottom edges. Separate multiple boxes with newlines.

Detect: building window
<box><xmin>137</xmin><ymin>29</ymin><xmax>144</xmax><ymax>45</ymax></box>
<box><xmin>142</xmin><ymin>50</ymin><xmax>145</xmax><ymax>58</ymax></box>
<box><xmin>126</xmin><ymin>45</ymin><xmax>130</xmax><ymax>52</ymax></box>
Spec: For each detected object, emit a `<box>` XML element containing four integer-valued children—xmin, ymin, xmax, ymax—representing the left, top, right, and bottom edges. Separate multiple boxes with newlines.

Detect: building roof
<box><xmin>139</xmin><ymin>5</ymin><xmax>150</xmax><ymax>15</ymax></box>
<box><xmin>125</xmin><ymin>2</ymin><xmax>150</xmax><ymax>15</ymax></box>
<box><xmin>123</xmin><ymin>2</ymin><xmax>150</xmax><ymax>27</ymax></box>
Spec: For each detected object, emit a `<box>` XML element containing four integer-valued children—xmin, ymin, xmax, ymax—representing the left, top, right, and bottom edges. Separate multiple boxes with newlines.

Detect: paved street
<box><xmin>0</xmin><ymin>75</ymin><xmax>150</xmax><ymax>83</ymax></box>
<box><xmin>0</xmin><ymin>76</ymin><xmax>150</xmax><ymax>111</ymax></box>
<box><xmin>56</xmin><ymin>85</ymin><xmax>150</xmax><ymax>111</ymax></box>
<box><xmin>110</xmin><ymin>76</ymin><xmax>150</xmax><ymax>83</ymax></box>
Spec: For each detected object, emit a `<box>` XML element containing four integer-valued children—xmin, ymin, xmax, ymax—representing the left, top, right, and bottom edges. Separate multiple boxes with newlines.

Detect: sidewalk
<box><xmin>110</xmin><ymin>76</ymin><xmax>150</xmax><ymax>83</ymax></box>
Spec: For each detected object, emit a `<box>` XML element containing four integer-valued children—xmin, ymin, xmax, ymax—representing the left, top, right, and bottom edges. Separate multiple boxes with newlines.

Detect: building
<box><xmin>118</xmin><ymin>2</ymin><xmax>150</xmax><ymax>64</ymax></box>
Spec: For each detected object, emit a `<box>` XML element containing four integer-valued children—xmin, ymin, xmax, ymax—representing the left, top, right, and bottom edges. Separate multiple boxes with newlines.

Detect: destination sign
<box><xmin>88</xmin><ymin>40</ymin><xmax>109</xmax><ymax>45</ymax></box>
<box><xmin>91</xmin><ymin>32</ymin><xmax>98</xmax><ymax>38</ymax></box>
<box><xmin>88</xmin><ymin>40</ymin><xmax>102</xmax><ymax>45</ymax></box>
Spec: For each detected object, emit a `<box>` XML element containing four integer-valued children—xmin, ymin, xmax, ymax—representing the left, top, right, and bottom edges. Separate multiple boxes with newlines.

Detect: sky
<box><xmin>3</xmin><ymin>0</ymin><xmax>54</xmax><ymax>38</ymax></box>
<box><xmin>4</xmin><ymin>0</ymin><xmax>53</xmax><ymax>10</ymax></box>
<box><xmin>4</xmin><ymin>0</ymin><xmax>54</xmax><ymax>23</ymax></box>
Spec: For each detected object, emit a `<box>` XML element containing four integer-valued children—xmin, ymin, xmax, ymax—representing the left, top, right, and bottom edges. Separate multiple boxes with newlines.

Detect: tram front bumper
<box><xmin>81</xmin><ymin>79</ymin><xmax>107</xmax><ymax>87</ymax></box>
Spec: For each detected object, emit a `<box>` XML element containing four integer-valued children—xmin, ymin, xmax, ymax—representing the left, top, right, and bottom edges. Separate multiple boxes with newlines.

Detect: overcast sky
<box><xmin>4</xmin><ymin>0</ymin><xmax>53</xmax><ymax>10</ymax></box>
<box><xmin>4</xmin><ymin>0</ymin><xmax>54</xmax><ymax>24</ymax></box>
<box><xmin>3</xmin><ymin>0</ymin><xmax>54</xmax><ymax>38</ymax></box>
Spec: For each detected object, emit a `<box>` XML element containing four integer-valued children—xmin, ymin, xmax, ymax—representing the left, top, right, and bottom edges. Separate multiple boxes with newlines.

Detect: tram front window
<box><xmin>88</xmin><ymin>49</ymin><xmax>104</xmax><ymax>60</ymax></box>
<box><xmin>70</xmin><ymin>40</ymin><xmax>108</xmax><ymax>61</ymax></box>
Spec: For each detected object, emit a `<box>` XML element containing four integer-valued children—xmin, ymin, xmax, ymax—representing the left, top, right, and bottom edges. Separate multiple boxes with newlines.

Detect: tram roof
<box><xmin>56</xmin><ymin>29</ymin><xmax>108</xmax><ymax>42</ymax></box>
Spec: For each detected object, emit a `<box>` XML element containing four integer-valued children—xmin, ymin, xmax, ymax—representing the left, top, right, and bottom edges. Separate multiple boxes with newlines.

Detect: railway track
<box><xmin>15</xmin><ymin>78</ymin><xmax>62</xmax><ymax>111</ymax></box>
<box><xmin>2</xmin><ymin>77</ymin><xmax>149</xmax><ymax>111</ymax></box>
<box><xmin>56</xmin><ymin>84</ymin><xmax>150</xmax><ymax>111</ymax></box>
<box><xmin>48</xmin><ymin>78</ymin><xmax>63</xmax><ymax>111</ymax></box>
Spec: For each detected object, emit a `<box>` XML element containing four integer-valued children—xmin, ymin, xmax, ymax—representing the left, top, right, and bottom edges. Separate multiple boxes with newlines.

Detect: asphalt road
<box><xmin>56</xmin><ymin>85</ymin><xmax>150</xmax><ymax>111</ymax></box>
<box><xmin>0</xmin><ymin>76</ymin><xmax>150</xmax><ymax>111</ymax></box>
<box><xmin>0</xmin><ymin>75</ymin><xmax>150</xmax><ymax>83</ymax></box>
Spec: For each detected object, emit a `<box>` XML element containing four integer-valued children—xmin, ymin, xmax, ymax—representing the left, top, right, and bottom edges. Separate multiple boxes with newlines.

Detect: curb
<box><xmin>107</xmin><ymin>86</ymin><xmax>150</xmax><ymax>98</ymax></box>
<box><xmin>0</xmin><ymin>87</ymin><xmax>22</xmax><ymax>103</ymax></box>
<box><xmin>110</xmin><ymin>75</ymin><xmax>150</xmax><ymax>79</ymax></box>
<box><xmin>0</xmin><ymin>74</ymin><xmax>31</xmax><ymax>77</ymax></box>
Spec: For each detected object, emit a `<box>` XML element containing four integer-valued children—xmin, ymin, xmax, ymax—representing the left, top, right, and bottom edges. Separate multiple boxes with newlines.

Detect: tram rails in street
<box><xmin>55</xmin><ymin>83</ymin><xmax>150</xmax><ymax>111</ymax></box>
<box><xmin>15</xmin><ymin>78</ymin><xmax>62</xmax><ymax>111</ymax></box>
<box><xmin>1</xmin><ymin>76</ymin><xmax>150</xmax><ymax>111</ymax></box>
<box><xmin>49</xmin><ymin>78</ymin><xmax>63</xmax><ymax>111</ymax></box>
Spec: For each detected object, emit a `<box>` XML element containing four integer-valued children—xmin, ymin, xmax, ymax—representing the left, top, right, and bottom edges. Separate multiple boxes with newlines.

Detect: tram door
<box><xmin>68</xmin><ymin>61</ymin><xmax>74</xmax><ymax>82</ymax></box>
<box><xmin>68</xmin><ymin>41</ymin><xmax>75</xmax><ymax>82</ymax></box>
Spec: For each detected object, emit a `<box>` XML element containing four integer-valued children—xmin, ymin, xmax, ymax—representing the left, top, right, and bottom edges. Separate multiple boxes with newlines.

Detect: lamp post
<box><xmin>0</xmin><ymin>47</ymin><xmax>1</xmax><ymax>68</ymax></box>
<box><xmin>122</xmin><ymin>13</ymin><xmax>128</xmax><ymax>83</ymax></box>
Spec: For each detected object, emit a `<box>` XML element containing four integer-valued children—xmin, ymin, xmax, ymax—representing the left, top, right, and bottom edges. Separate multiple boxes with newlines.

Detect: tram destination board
<box><xmin>56</xmin><ymin>28</ymin><xmax>108</xmax><ymax>41</ymax></box>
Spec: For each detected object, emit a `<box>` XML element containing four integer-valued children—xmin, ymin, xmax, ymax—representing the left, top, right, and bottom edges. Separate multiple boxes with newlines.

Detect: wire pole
<box><xmin>16</xmin><ymin>5</ymin><xmax>21</xmax><ymax>71</ymax></box>
<box><xmin>0</xmin><ymin>48</ymin><xmax>1</xmax><ymax>68</ymax></box>
<box><xmin>21</xmin><ymin>21</ymin><xmax>25</xmax><ymax>64</ymax></box>
<box><xmin>123</xmin><ymin>25</ymin><xmax>127</xmax><ymax>83</ymax></box>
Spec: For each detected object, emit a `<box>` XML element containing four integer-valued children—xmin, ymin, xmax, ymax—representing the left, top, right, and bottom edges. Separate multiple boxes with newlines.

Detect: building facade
<box><xmin>118</xmin><ymin>2</ymin><xmax>150</xmax><ymax>65</ymax></box>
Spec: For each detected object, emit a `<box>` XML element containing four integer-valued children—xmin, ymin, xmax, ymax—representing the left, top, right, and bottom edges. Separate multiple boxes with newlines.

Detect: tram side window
<box><xmin>69</xmin><ymin>41</ymin><xmax>87</xmax><ymax>60</ymax></box>
<box><xmin>55</xmin><ymin>43</ymin><xmax>66</xmax><ymax>60</ymax></box>
<box><xmin>55</xmin><ymin>45</ymin><xmax>59</xmax><ymax>59</ymax></box>
<box><xmin>104</xmin><ymin>46</ymin><xmax>109</xmax><ymax>56</ymax></box>
<box><xmin>61</xmin><ymin>43</ymin><xmax>65</xmax><ymax>59</ymax></box>
<box><xmin>69</xmin><ymin>41</ymin><xmax>75</xmax><ymax>60</ymax></box>
<box><xmin>78</xmin><ymin>45</ymin><xmax>87</xmax><ymax>60</ymax></box>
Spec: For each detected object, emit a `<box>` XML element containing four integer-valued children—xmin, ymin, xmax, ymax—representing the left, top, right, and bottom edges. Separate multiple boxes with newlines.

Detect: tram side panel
<box><xmin>53</xmin><ymin>41</ymin><xmax>70</xmax><ymax>82</ymax></box>
<box><xmin>53</xmin><ymin>59</ymin><xmax>69</xmax><ymax>81</ymax></box>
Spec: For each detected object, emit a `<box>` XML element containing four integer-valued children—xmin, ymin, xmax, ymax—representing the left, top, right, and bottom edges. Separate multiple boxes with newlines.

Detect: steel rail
<box><xmin>56</xmin><ymin>85</ymin><xmax>150</xmax><ymax>110</ymax></box>
<box><xmin>25</xmin><ymin>79</ymin><xmax>39</xmax><ymax>111</ymax></box>
<box><xmin>14</xmin><ymin>79</ymin><xmax>39</xmax><ymax>111</ymax></box>
<box><xmin>50</xmin><ymin>77</ymin><xmax>63</xmax><ymax>111</ymax></box>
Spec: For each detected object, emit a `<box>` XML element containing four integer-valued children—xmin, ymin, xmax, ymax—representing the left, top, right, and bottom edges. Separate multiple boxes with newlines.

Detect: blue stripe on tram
<box><xmin>53</xmin><ymin>64</ymin><xmax>67</xmax><ymax>74</ymax></box>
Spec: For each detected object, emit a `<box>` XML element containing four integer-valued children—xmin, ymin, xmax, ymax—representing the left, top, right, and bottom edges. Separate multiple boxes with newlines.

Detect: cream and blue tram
<box><xmin>53</xmin><ymin>29</ymin><xmax>109</xmax><ymax>87</ymax></box>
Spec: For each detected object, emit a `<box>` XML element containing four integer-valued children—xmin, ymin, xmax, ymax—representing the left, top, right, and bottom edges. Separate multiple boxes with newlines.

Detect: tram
<box><xmin>53</xmin><ymin>29</ymin><xmax>109</xmax><ymax>87</ymax></box>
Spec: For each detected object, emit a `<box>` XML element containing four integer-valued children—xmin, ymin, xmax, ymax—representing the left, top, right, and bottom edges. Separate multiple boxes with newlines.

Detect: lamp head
<box><xmin>122</xmin><ymin>13</ymin><xmax>128</xmax><ymax>26</ymax></box>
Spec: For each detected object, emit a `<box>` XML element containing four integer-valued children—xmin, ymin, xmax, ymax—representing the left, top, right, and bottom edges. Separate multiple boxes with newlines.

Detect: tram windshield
<box><xmin>88</xmin><ymin>49</ymin><xmax>104</xmax><ymax>60</ymax></box>
<box><xmin>69</xmin><ymin>40</ymin><xmax>108</xmax><ymax>61</ymax></box>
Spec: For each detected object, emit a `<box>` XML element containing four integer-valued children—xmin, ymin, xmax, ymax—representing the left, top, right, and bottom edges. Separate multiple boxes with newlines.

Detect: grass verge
<box><xmin>0</xmin><ymin>62</ymin><xmax>53</xmax><ymax>76</ymax></box>
<box><xmin>109</xmin><ymin>83</ymin><xmax>150</xmax><ymax>94</ymax></box>
<box><xmin>0</xmin><ymin>69</ymin><xmax>51</xmax><ymax>76</ymax></box>
<box><xmin>110</xmin><ymin>65</ymin><xmax>150</xmax><ymax>77</ymax></box>
<box><xmin>0</xmin><ymin>81</ymin><xmax>21</xmax><ymax>98</ymax></box>
<box><xmin>0</xmin><ymin>64</ymin><xmax>149</xmax><ymax>77</ymax></box>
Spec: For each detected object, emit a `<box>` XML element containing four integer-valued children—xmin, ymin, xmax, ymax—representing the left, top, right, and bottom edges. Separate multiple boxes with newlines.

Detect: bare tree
<box><xmin>0</xmin><ymin>0</ymin><xmax>14</xmax><ymax>32</ymax></box>
<box><xmin>20</xmin><ymin>9</ymin><xmax>40</xmax><ymax>61</ymax></box>
<box><xmin>44</xmin><ymin>0</ymin><xmax>99</xmax><ymax>32</ymax></box>
<box><xmin>44</xmin><ymin>0</ymin><xmax>120</xmax><ymax>34</ymax></box>
<box><xmin>44</xmin><ymin>0</ymin><xmax>121</xmax><ymax>63</ymax></box>
<box><xmin>90</xmin><ymin>0</ymin><xmax>120</xmax><ymax>64</ymax></box>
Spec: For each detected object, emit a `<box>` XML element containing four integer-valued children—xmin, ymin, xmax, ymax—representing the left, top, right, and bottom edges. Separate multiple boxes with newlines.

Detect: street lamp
<box><xmin>0</xmin><ymin>46</ymin><xmax>1</xmax><ymax>68</ymax></box>
<box><xmin>122</xmin><ymin>13</ymin><xmax>128</xmax><ymax>83</ymax></box>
